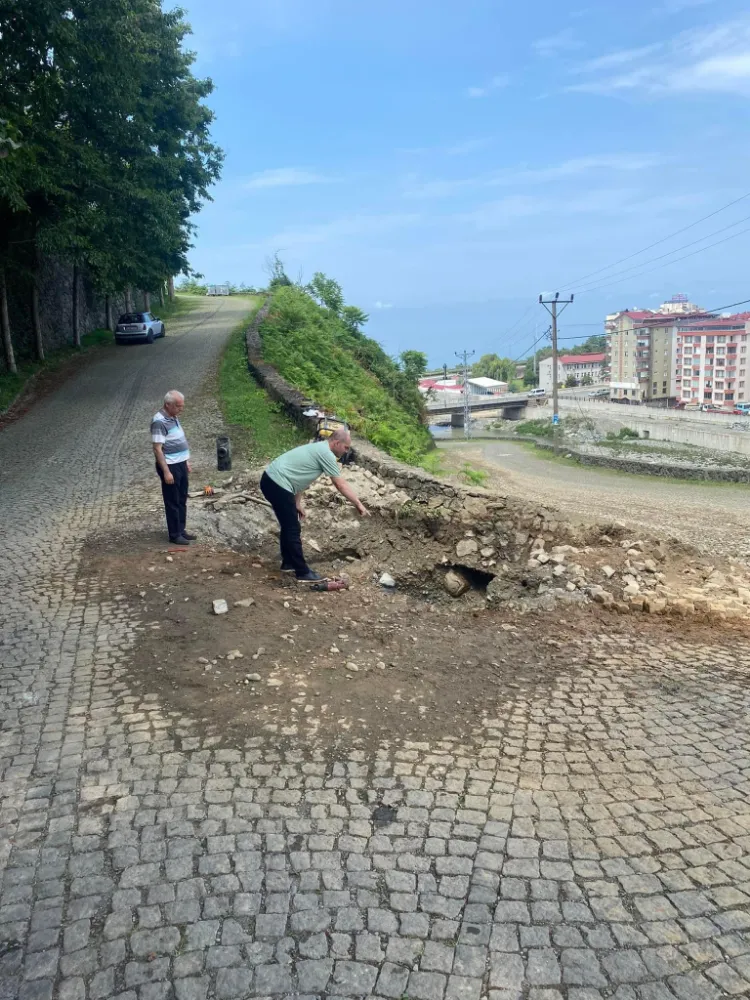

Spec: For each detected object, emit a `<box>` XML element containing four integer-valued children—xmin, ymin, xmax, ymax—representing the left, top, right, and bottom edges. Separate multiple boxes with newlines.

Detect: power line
<box><xmin>572</xmin><ymin>224</ymin><xmax>750</xmax><ymax>298</ymax></box>
<box><xmin>556</xmin><ymin>190</ymin><xmax>750</xmax><ymax>291</ymax></box>
<box><xmin>455</xmin><ymin>349</ymin><xmax>475</xmax><ymax>439</ymax></box>
<box><xmin>573</xmin><ymin>213</ymin><xmax>750</xmax><ymax>296</ymax></box>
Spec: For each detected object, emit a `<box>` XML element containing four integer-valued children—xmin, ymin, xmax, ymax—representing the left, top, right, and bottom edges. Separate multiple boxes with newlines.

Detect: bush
<box><xmin>515</xmin><ymin>418</ymin><xmax>556</xmax><ymax>438</ymax></box>
<box><xmin>605</xmin><ymin>427</ymin><xmax>640</xmax><ymax>440</ymax></box>
<box><xmin>259</xmin><ymin>285</ymin><xmax>434</xmax><ymax>464</ymax></box>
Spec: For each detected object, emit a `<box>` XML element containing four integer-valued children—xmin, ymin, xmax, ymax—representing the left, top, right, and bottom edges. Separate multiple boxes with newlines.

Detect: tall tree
<box><xmin>400</xmin><ymin>350</ymin><xmax>428</xmax><ymax>382</ymax></box>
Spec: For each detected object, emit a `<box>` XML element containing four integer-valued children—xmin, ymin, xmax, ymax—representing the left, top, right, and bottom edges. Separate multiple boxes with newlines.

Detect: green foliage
<box><xmin>417</xmin><ymin>450</ymin><xmax>444</xmax><ymax>475</ymax></box>
<box><xmin>400</xmin><ymin>350</ymin><xmax>428</xmax><ymax>382</ymax></box>
<box><xmin>472</xmin><ymin>353</ymin><xmax>514</xmax><ymax>383</ymax></box>
<box><xmin>581</xmin><ymin>373</ymin><xmax>594</xmax><ymax>386</ymax></box>
<box><xmin>219</xmin><ymin>304</ymin><xmax>308</xmax><ymax>463</ymax></box>
<box><xmin>0</xmin><ymin>0</ymin><xmax>222</xmax><ymax>363</ymax></box>
<box><xmin>266</xmin><ymin>252</ymin><xmax>292</xmax><ymax>290</ymax></box>
<box><xmin>515</xmin><ymin>417</ymin><xmax>555</xmax><ymax>438</ymax></box>
<box><xmin>523</xmin><ymin>356</ymin><xmax>537</xmax><ymax>386</ymax></box>
<box><xmin>461</xmin><ymin>464</ymin><xmax>488</xmax><ymax>486</ymax></box>
<box><xmin>565</xmin><ymin>374</ymin><xmax>578</xmax><ymax>388</ymax></box>
<box><xmin>259</xmin><ymin>283</ymin><xmax>433</xmax><ymax>464</ymax></box>
<box><xmin>606</xmin><ymin>427</ymin><xmax>640</xmax><ymax>440</ymax></box>
<box><xmin>177</xmin><ymin>279</ymin><xmax>208</xmax><ymax>295</ymax></box>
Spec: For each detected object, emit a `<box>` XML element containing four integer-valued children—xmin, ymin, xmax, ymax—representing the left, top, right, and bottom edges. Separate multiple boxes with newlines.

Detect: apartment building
<box><xmin>607</xmin><ymin>311</ymin><xmax>681</xmax><ymax>403</ymax></box>
<box><xmin>675</xmin><ymin>314</ymin><xmax>750</xmax><ymax>406</ymax></box>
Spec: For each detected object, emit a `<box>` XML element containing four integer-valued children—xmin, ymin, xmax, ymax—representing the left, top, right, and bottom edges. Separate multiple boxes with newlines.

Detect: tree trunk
<box><xmin>31</xmin><ymin>235</ymin><xmax>45</xmax><ymax>361</ymax></box>
<box><xmin>143</xmin><ymin>290</ymin><xmax>151</xmax><ymax>311</ymax></box>
<box><xmin>167</xmin><ymin>275</ymin><xmax>175</xmax><ymax>301</ymax></box>
<box><xmin>105</xmin><ymin>295</ymin><xmax>112</xmax><ymax>331</ymax></box>
<box><xmin>72</xmin><ymin>263</ymin><xmax>81</xmax><ymax>347</ymax></box>
<box><xmin>31</xmin><ymin>277</ymin><xmax>44</xmax><ymax>362</ymax></box>
<box><xmin>125</xmin><ymin>286</ymin><xmax>134</xmax><ymax>311</ymax></box>
<box><xmin>158</xmin><ymin>284</ymin><xmax>165</xmax><ymax>307</ymax></box>
<box><xmin>0</xmin><ymin>266</ymin><xmax>17</xmax><ymax>374</ymax></box>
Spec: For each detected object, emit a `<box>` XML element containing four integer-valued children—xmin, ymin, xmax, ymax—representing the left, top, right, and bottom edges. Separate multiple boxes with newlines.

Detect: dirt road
<box><xmin>440</xmin><ymin>439</ymin><xmax>750</xmax><ymax>559</ymax></box>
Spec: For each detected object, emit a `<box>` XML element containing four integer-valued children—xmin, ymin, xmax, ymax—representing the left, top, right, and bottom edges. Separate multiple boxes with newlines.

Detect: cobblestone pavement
<box><xmin>3</xmin><ymin>310</ymin><xmax>750</xmax><ymax>1000</ymax></box>
<box><xmin>443</xmin><ymin>440</ymin><xmax>750</xmax><ymax>560</ymax></box>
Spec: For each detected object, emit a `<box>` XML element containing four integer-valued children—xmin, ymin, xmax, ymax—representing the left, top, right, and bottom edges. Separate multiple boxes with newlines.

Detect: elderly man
<box><xmin>151</xmin><ymin>390</ymin><xmax>196</xmax><ymax>545</ymax></box>
<box><xmin>261</xmin><ymin>428</ymin><xmax>370</xmax><ymax>582</ymax></box>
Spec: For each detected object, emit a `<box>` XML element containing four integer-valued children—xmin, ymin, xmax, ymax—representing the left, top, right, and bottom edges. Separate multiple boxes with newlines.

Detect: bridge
<box><xmin>426</xmin><ymin>393</ymin><xmax>546</xmax><ymax>426</ymax></box>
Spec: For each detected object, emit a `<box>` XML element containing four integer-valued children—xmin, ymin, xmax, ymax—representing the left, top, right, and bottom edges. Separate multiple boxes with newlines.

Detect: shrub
<box><xmin>259</xmin><ymin>285</ymin><xmax>434</xmax><ymax>464</ymax></box>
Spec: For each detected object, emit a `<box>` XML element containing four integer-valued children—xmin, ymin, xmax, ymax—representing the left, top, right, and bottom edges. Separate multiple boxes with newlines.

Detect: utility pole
<box><xmin>539</xmin><ymin>293</ymin><xmax>574</xmax><ymax>428</ymax></box>
<box><xmin>455</xmin><ymin>349</ymin><xmax>475</xmax><ymax>439</ymax></box>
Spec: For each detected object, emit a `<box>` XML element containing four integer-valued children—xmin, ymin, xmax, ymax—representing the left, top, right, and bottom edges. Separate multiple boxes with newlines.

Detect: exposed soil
<box><xmin>81</xmin><ymin>530</ymin><xmax>749</xmax><ymax>752</ymax></box>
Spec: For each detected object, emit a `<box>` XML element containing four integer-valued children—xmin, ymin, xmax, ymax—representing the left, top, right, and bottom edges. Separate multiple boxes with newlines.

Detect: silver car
<box><xmin>115</xmin><ymin>311</ymin><xmax>166</xmax><ymax>344</ymax></box>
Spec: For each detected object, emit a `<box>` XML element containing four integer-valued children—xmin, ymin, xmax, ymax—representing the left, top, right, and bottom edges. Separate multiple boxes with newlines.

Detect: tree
<box><xmin>0</xmin><ymin>0</ymin><xmax>222</xmax><ymax>361</ymax></box>
<box><xmin>472</xmin><ymin>353</ymin><xmax>514</xmax><ymax>383</ymax></box>
<box><xmin>400</xmin><ymin>350</ymin><xmax>428</xmax><ymax>382</ymax></box>
<box><xmin>523</xmin><ymin>357</ymin><xmax>537</xmax><ymax>386</ymax></box>
<box><xmin>342</xmin><ymin>305</ymin><xmax>368</xmax><ymax>335</ymax></box>
<box><xmin>308</xmin><ymin>272</ymin><xmax>344</xmax><ymax>314</ymax></box>
<box><xmin>565</xmin><ymin>374</ymin><xmax>578</xmax><ymax>388</ymax></box>
<box><xmin>582</xmin><ymin>373</ymin><xmax>594</xmax><ymax>386</ymax></box>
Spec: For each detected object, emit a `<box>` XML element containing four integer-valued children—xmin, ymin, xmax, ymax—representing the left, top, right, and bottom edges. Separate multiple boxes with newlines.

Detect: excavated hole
<box><xmin>449</xmin><ymin>563</ymin><xmax>496</xmax><ymax>593</ymax></box>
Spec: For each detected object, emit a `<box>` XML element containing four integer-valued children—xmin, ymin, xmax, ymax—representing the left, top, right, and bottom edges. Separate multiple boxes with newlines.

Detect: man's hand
<box><xmin>297</xmin><ymin>506</ymin><xmax>306</xmax><ymax>520</ymax></box>
<box><xmin>164</xmin><ymin>470</ymin><xmax>174</xmax><ymax>485</ymax></box>
<box><xmin>357</xmin><ymin>503</ymin><xmax>371</xmax><ymax>517</ymax></box>
<box><xmin>187</xmin><ymin>461</ymin><xmax>192</xmax><ymax>473</ymax></box>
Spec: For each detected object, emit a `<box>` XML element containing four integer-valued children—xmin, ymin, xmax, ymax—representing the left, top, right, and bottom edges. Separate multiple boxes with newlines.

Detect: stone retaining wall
<box><xmin>486</xmin><ymin>431</ymin><xmax>750</xmax><ymax>482</ymax></box>
<box><xmin>3</xmin><ymin>255</ymin><xmax>144</xmax><ymax>368</ymax></box>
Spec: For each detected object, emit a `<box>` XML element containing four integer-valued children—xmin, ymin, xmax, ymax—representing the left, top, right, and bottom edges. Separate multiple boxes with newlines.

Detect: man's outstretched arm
<box><xmin>330</xmin><ymin>476</ymin><xmax>370</xmax><ymax>516</ymax></box>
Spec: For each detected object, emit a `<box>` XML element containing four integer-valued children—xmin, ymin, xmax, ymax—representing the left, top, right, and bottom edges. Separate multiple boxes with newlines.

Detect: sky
<box><xmin>179</xmin><ymin>0</ymin><xmax>750</xmax><ymax>366</ymax></box>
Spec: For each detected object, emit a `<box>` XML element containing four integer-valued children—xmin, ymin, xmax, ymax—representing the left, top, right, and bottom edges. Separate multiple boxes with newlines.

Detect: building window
<box><xmin>719</xmin><ymin>336</ymin><xmax>726</xmax><ymax>343</ymax></box>
<box><xmin>742</xmin><ymin>335</ymin><xmax>748</xmax><ymax>342</ymax></box>
<box><xmin>741</xmin><ymin>381</ymin><xmax>746</xmax><ymax>388</ymax></box>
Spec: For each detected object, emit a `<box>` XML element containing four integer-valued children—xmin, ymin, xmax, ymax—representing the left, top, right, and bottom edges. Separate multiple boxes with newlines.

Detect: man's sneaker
<box><xmin>169</xmin><ymin>536</ymin><xmax>189</xmax><ymax>546</ymax></box>
<box><xmin>181</xmin><ymin>531</ymin><xmax>197</xmax><ymax>540</ymax></box>
<box><xmin>280</xmin><ymin>563</ymin><xmax>295</xmax><ymax>573</ymax></box>
<box><xmin>296</xmin><ymin>570</ymin><xmax>324</xmax><ymax>583</ymax></box>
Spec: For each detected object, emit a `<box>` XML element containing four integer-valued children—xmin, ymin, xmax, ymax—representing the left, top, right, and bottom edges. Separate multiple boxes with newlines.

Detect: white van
<box><xmin>527</xmin><ymin>387</ymin><xmax>546</xmax><ymax>397</ymax></box>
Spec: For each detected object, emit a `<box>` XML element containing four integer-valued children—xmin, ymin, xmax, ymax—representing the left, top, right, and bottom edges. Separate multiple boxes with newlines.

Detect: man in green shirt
<box><xmin>261</xmin><ymin>428</ymin><xmax>370</xmax><ymax>581</ymax></box>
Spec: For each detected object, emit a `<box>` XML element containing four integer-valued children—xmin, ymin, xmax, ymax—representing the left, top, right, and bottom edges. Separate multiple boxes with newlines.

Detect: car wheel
<box><xmin>146</xmin><ymin>330</ymin><xmax>155</xmax><ymax>344</ymax></box>
<box><xmin>160</xmin><ymin>324</ymin><xmax>166</xmax><ymax>337</ymax></box>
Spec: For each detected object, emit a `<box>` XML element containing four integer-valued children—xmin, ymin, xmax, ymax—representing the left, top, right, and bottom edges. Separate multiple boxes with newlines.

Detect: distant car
<box><xmin>589</xmin><ymin>388</ymin><xmax>609</xmax><ymax>397</ymax></box>
<box><xmin>115</xmin><ymin>311</ymin><xmax>165</xmax><ymax>345</ymax></box>
<box><xmin>732</xmin><ymin>407</ymin><xmax>750</xmax><ymax>416</ymax></box>
<box><xmin>527</xmin><ymin>387</ymin><xmax>546</xmax><ymax>397</ymax></box>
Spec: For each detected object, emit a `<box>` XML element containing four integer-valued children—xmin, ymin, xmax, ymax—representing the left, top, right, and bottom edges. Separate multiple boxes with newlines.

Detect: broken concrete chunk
<box><xmin>456</xmin><ymin>538</ymin><xmax>478</xmax><ymax>558</ymax></box>
<box><xmin>212</xmin><ymin>599</ymin><xmax>229</xmax><ymax>615</ymax></box>
<box><xmin>233</xmin><ymin>597</ymin><xmax>255</xmax><ymax>608</ymax></box>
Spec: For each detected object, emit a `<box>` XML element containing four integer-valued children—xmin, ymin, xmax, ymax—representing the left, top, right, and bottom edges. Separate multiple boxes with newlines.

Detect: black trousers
<box><xmin>260</xmin><ymin>472</ymin><xmax>309</xmax><ymax>577</ymax></box>
<box><xmin>157</xmin><ymin>461</ymin><xmax>188</xmax><ymax>541</ymax></box>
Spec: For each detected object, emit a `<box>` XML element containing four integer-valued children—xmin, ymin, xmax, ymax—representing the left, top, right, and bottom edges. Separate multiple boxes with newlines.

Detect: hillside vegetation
<box><xmin>259</xmin><ymin>278</ymin><xmax>433</xmax><ymax>464</ymax></box>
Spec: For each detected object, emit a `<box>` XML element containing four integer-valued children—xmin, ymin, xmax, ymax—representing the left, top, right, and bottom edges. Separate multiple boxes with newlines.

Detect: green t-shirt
<box><xmin>266</xmin><ymin>441</ymin><xmax>341</xmax><ymax>495</ymax></box>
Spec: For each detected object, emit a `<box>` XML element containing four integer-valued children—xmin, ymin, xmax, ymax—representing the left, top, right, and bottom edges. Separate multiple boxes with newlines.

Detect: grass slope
<box><xmin>219</xmin><ymin>302</ymin><xmax>308</xmax><ymax>464</ymax></box>
<box><xmin>259</xmin><ymin>286</ymin><xmax>433</xmax><ymax>464</ymax></box>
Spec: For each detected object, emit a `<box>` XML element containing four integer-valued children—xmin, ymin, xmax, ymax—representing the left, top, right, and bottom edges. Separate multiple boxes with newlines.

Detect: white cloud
<box><xmin>532</xmin><ymin>28</ymin><xmax>582</xmax><ymax>57</ymax></box>
<box><xmin>403</xmin><ymin>153</ymin><xmax>663</xmax><ymax>199</ymax></box>
<box><xmin>570</xmin><ymin>18</ymin><xmax>750</xmax><ymax>96</ymax></box>
<box><xmin>466</xmin><ymin>74</ymin><xmax>509</xmax><ymax>98</ymax></box>
<box><xmin>243</xmin><ymin>167</ymin><xmax>333</xmax><ymax>190</ymax></box>
<box><xmin>374</xmin><ymin>301</ymin><xmax>393</xmax><ymax>309</ymax></box>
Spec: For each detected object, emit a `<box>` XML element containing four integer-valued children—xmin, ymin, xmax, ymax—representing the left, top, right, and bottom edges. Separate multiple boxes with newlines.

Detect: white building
<box><xmin>538</xmin><ymin>353</ymin><xmax>606</xmax><ymax>392</ymax></box>
<box><xmin>466</xmin><ymin>377</ymin><xmax>507</xmax><ymax>395</ymax></box>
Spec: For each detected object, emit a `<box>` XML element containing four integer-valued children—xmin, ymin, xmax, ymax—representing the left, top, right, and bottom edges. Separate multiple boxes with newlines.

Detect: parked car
<box><xmin>115</xmin><ymin>311</ymin><xmax>165</xmax><ymax>344</ymax></box>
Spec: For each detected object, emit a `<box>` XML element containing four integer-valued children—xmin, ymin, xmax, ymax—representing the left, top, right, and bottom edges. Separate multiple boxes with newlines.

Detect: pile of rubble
<box><xmin>190</xmin><ymin>461</ymin><xmax>750</xmax><ymax>622</ymax></box>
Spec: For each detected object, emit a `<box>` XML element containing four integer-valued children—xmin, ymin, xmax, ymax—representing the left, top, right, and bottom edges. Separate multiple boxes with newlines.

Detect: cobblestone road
<box><xmin>3</xmin><ymin>307</ymin><xmax>750</xmax><ymax>1000</ymax></box>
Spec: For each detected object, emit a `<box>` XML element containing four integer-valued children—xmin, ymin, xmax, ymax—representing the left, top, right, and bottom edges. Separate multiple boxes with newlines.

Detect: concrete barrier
<box><xmin>559</xmin><ymin>400</ymin><xmax>750</xmax><ymax>456</ymax></box>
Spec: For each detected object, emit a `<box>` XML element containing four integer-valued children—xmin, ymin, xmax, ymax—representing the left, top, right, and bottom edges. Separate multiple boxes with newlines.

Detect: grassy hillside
<box><xmin>219</xmin><ymin>303</ymin><xmax>308</xmax><ymax>464</ymax></box>
<box><xmin>259</xmin><ymin>285</ymin><xmax>433</xmax><ymax>464</ymax></box>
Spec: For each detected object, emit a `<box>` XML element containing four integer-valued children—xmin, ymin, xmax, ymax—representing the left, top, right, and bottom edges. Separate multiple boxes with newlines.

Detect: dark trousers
<box><xmin>260</xmin><ymin>472</ymin><xmax>309</xmax><ymax>577</ymax></box>
<box><xmin>157</xmin><ymin>461</ymin><xmax>188</xmax><ymax>541</ymax></box>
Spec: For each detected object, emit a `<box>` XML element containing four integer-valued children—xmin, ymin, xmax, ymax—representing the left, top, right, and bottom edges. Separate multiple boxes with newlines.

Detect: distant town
<box><xmin>419</xmin><ymin>294</ymin><xmax>750</xmax><ymax>413</ymax></box>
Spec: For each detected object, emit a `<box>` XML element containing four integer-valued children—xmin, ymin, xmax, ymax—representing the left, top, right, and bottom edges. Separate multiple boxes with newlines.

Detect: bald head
<box><xmin>328</xmin><ymin>427</ymin><xmax>351</xmax><ymax>459</ymax></box>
